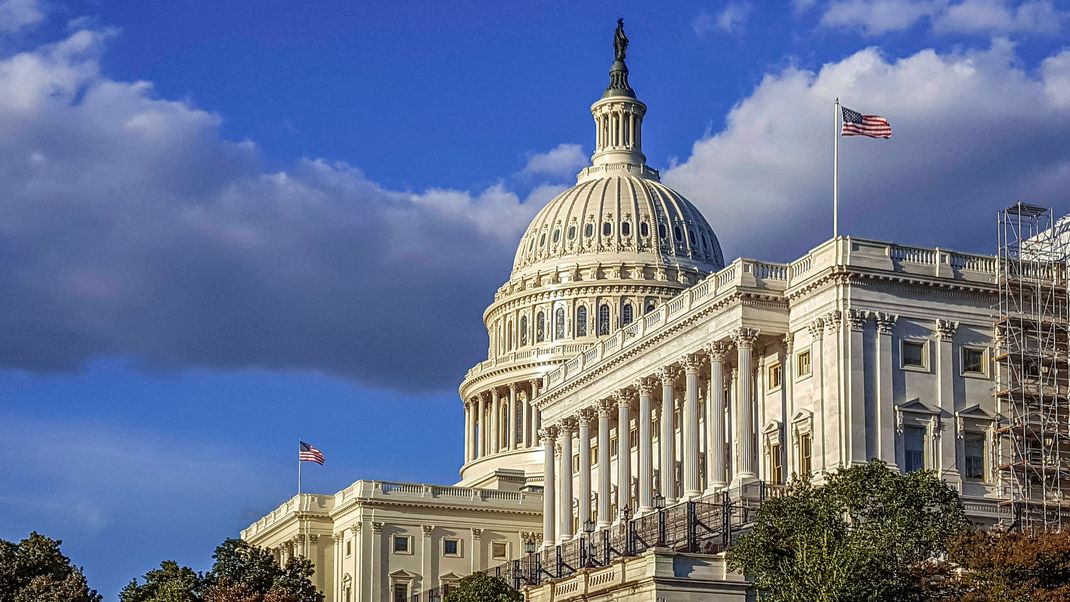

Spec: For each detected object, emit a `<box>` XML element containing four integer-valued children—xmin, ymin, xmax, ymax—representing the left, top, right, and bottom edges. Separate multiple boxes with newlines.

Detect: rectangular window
<box><xmin>902</xmin><ymin>341</ymin><xmax>926</xmax><ymax>368</ymax></box>
<box><xmin>796</xmin><ymin>350</ymin><xmax>812</xmax><ymax>378</ymax></box>
<box><xmin>964</xmin><ymin>433</ymin><xmax>985</xmax><ymax>480</ymax></box>
<box><xmin>768</xmin><ymin>363</ymin><xmax>782</xmax><ymax>389</ymax></box>
<box><xmin>573</xmin><ymin>454</ymin><xmax>580</xmax><ymax>474</ymax></box>
<box><xmin>345</xmin><ymin>540</ymin><xmax>351</xmax><ymax>556</ymax></box>
<box><xmin>799</xmin><ymin>433</ymin><xmax>812</xmax><ymax>477</ymax></box>
<box><xmin>443</xmin><ymin>538</ymin><xmax>460</xmax><ymax>557</ymax></box>
<box><xmin>491</xmin><ymin>542</ymin><xmax>508</xmax><ymax>560</ymax></box>
<box><xmin>770</xmin><ymin>443</ymin><xmax>783</xmax><ymax>483</ymax></box>
<box><xmin>392</xmin><ymin>535</ymin><xmax>410</xmax><ymax>554</ymax></box>
<box><xmin>610</xmin><ymin>436</ymin><xmax>618</xmax><ymax>457</ymax></box>
<box><xmin>674</xmin><ymin>409</ymin><xmax>681</xmax><ymax>430</ymax></box>
<box><xmin>393</xmin><ymin>585</ymin><xmax>407</xmax><ymax>602</ymax></box>
<box><xmin>591</xmin><ymin>444</ymin><xmax>598</xmax><ymax>464</ymax></box>
<box><xmin>904</xmin><ymin>426</ymin><xmax>926</xmax><ymax>472</ymax></box>
<box><xmin>630</xmin><ymin>427</ymin><xmax>638</xmax><ymax>449</ymax></box>
<box><xmin>962</xmin><ymin>348</ymin><xmax>985</xmax><ymax>374</ymax></box>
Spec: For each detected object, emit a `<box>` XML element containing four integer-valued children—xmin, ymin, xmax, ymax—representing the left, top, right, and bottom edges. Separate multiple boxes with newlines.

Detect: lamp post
<box><xmin>581</xmin><ymin>518</ymin><xmax>596</xmax><ymax>567</ymax></box>
<box><xmin>619</xmin><ymin>506</ymin><xmax>633</xmax><ymax>555</ymax></box>
<box><xmin>653</xmin><ymin>493</ymin><xmax>666</xmax><ymax>547</ymax></box>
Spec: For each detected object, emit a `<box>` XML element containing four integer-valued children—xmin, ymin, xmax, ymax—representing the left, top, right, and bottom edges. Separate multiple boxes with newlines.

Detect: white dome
<box><xmin>512</xmin><ymin>170</ymin><xmax>724</xmax><ymax>280</ymax></box>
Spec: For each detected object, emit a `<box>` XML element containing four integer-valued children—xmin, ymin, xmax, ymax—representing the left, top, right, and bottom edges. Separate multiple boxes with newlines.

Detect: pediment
<box><xmin>439</xmin><ymin>572</ymin><xmax>463</xmax><ymax>582</ymax></box>
<box><xmin>790</xmin><ymin>409</ymin><xmax>813</xmax><ymax>424</ymax></box>
<box><xmin>955</xmin><ymin>403</ymin><xmax>993</xmax><ymax>420</ymax></box>
<box><xmin>896</xmin><ymin>398</ymin><xmax>939</xmax><ymax>415</ymax></box>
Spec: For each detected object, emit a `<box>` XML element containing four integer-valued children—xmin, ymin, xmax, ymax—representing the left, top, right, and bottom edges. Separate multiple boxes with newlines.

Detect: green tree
<box><xmin>727</xmin><ymin>460</ymin><xmax>968</xmax><ymax>602</ymax></box>
<box><xmin>120</xmin><ymin>560</ymin><xmax>202</xmax><ymax>602</ymax></box>
<box><xmin>442</xmin><ymin>572</ymin><xmax>521</xmax><ymax>602</ymax></box>
<box><xmin>0</xmin><ymin>531</ymin><xmax>102</xmax><ymax>602</ymax></box>
<box><xmin>202</xmin><ymin>539</ymin><xmax>322</xmax><ymax>602</ymax></box>
<box><xmin>942</xmin><ymin>529</ymin><xmax>1070</xmax><ymax>601</ymax></box>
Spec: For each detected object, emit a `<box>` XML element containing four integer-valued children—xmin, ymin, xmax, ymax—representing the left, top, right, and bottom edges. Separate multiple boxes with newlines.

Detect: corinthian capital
<box><xmin>559</xmin><ymin>417</ymin><xmax>578</xmax><ymax>435</ymax></box>
<box><xmin>634</xmin><ymin>378</ymin><xmax>655</xmax><ymax>396</ymax></box>
<box><xmin>656</xmin><ymin>365</ymin><xmax>676</xmax><ymax>383</ymax></box>
<box><xmin>873</xmin><ymin>312</ymin><xmax>898</xmax><ymax>335</ymax></box>
<box><xmin>706</xmin><ymin>341</ymin><xmax>733</xmax><ymax>362</ymax></box>
<box><xmin>846</xmin><ymin>309</ymin><xmax>868</xmax><ymax>331</ymax></box>
<box><xmin>935</xmin><ymin>319</ymin><xmax>958</xmax><ymax>342</ymax></box>
<box><xmin>597</xmin><ymin>398</ymin><xmax>615</xmax><ymax>416</ymax></box>
<box><xmin>578</xmin><ymin>407</ymin><xmax>597</xmax><ymax>425</ymax></box>
<box><xmin>681</xmin><ymin>353</ymin><xmax>704</xmax><ymax>373</ymax></box>
<box><xmin>539</xmin><ymin>425</ymin><xmax>559</xmax><ymax>443</ymax></box>
<box><xmin>615</xmin><ymin>389</ymin><xmax>633</xmax><ymax>408</ymax></box>
<box><xmin>731</xmin><ymin>327</ymin><xmax>760</xmax><ymax>348</ymax></box>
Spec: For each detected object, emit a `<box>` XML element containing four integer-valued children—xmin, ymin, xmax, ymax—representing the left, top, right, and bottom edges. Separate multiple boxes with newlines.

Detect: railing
<box><xmin>408</xmin><ymin>484</ymin><xmax>776</xmax><ymax>600</ymax></box>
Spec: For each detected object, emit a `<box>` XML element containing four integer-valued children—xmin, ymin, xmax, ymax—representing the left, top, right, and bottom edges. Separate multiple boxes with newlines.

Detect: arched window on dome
<box><xmin>674</xmin><ymin>226</ymin><xmax>683</xmax><ymax>242</ymax></box>
<box><xmin>536</xmin><ymin>311</ymin><xmax>545</xmax><ymax>342</ymax></box>
<box><xmin>555</xmin><ymin>307</ymin><xmax>565</xmax><ymax>339</ymax></box>
<box><xmin>621</xmin><ymin>303</ymin><xmax>634</xmax><ymax>326</ymax></box>
<box><xmin>658</xmin><ymin>224</ymin><xmax>667</xmax><ymax>239</ymax></box>
<box><xmin>688</xmin><ymin>229</ymin><xmax>696</xmax><ymax>245</ymax></box>
<box><xmin>585</xmin><ymin>223</ymin><xmax>594</xmax><ymax>238</ymax></box>
<box><xmin>598</xmin><ymin>304</ymin><xmax>611</xmax><ymax>336</ymax></box>
<box><xmin>520</xmin><ymin>315</ymin><xmax>528</xmax><ymax>346</ymax></box>
<box><xmin>640</xmin><ymin>222</ymin><xmax>649</xmax><ymax>237</ymax></box>
<box><xmin>568</xmin><ymin>225</ymin><xmax>576</xmax><ymax>240</ymax></box>
<box><xmin>603</xmin><ymin>222</ymin><xmax>613</xmax><ymax>237</ymax></box>
<box><xmin>621</xmin><ymin>222</ymin><xmax>631</xmax><ymax>237</ymax></box>
<box><xmin>507</xmin><ymin>320</ymin><xmax>513</xmax><ymax>350</ymax></box>
<box><xmin>645</xmin><ymin>299</ymin><xmax>657</xmax><ymax>314</ymax></box>
<box><xmin>576</xmin><ymin>306</ymin><xmax>588</xmax><ymax>337</ymax></box>
<box><xmin>553</xmin><ymin>229</ymin><xmax>561</xmax><ymax>244</ymax></box>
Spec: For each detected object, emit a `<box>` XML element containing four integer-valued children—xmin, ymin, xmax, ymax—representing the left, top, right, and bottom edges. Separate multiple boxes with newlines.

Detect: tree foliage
<box><xmin>942</xmin><ymin>529</ymin><xmax>1070</xmax><ymax>601</ymax></box>
<box><xmin>122</xmin><ymin>539</ymin><xmax>322</xmax><ymax>602</ymax></box>
<box><xmin>0</xmin><ymin>531</ymin><xmax>102</xmax><ymax>602</ymax></box>
<box><xmin>726</xmin><ymin>460</ymin><xmax>969</xmax><ymax>602</ymax></box>
<box><xmin>441</xmin><ymin>572</ymin><xmax>521</xmax><ymax>602</ymax></box>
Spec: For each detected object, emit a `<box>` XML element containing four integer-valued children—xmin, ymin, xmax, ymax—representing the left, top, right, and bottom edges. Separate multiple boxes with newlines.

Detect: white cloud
<box><xmin>0</xmin><ymin>0</ymin><xmax>44</xmax><ymax>33</ymax></box>
<box><xmin>935</xmin><ymin>0</ymin><xmax>1064</xmax><ymax>34</ymax></box>
<box><xmin>817</xmin><ymin>0</ymin><xmax>1067</xmax><ymax>35</ymax></box>
<box><xmin>0</xmin><ymin>28</ymin><xmax>552</xmax><ymax>390</ymax></box>
<box><xmin>819</xmin><ymin>0</ymin><xmax>943</xmax><ymax>35</ymax></box>
<box><xmin>520</xmin><ymin>143</ymin><xmax>587</xmax><ymax>179</ymax></box>
<box><xmin>693</xmin><ymin>3</ymin><xmax>752</xmax><ymax>36</ymax></box>
<box><xmin>663</xmin><ymin>40</ymin><xmax>1070</xmax><ymax>262</ymax></box>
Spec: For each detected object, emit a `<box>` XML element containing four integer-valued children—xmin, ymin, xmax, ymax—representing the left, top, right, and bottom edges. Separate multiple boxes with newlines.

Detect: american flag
<box><xmin>299</xmin><ymin>441</ymin><xmax>324</xmax><ymax>465</ymax></box>
<box><xmin>841</xmin><ymin>106</ymin><xmax>892</xmax><ymax>139</ymax></box>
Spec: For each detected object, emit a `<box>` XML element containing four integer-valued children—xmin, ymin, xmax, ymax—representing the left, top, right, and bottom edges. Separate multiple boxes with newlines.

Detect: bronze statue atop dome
<box><xmin>614</xmin><ymin>18</ymin><xmax>628</xmax><ymax>62</ymax></box>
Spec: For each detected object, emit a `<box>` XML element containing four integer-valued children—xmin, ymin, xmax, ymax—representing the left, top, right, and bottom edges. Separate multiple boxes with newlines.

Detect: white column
<box><xmin>683</xmin><ymin>354</ymin><xmax>702</xmax><ymax>499</ymax></box>
<box><xmin>847</xmin><ymin>310</ymin><xmax>868</xmax><ymax>464</ymax></box>
<box><xmin>491</xmin><ymin>388</ymin><xmax>501</xmax><ymax>454</ymax></box>
<box><xmin>529</xmin><ymin>379</ymin><xmax>542</xmax><ymax>446</ymax></box>
<box><xmin>559</xmin><ymin>418</ymin><xmax>575</xmax><ymax>541</ymax></box>
<box><xmin>520</xmin><ymin>391</ymin><xmax>529</xmax><ymax>448</ymax></box>
<box><xmin>477</xmin><ymin>394</ymin><xmax>487</xmax><ymax>458</ymax></box>
<box><xmin>463</xmin><ymin>400</ymin><xmax>472</xmax><ymax>463</ymax></box>
<box><xmin>733</xmin><ymin>328</ymin><xmax>760</xmax><ymax>484</ymax></box>
<box><xmin>658</xmin><ymin>367</ymin><xmax>677</xmax><ymax>504</ymax></box>
<box><xmin>875</xmin><ymin>314</ymin><xmax>897</xmax><ymax>465</ymax></box>
<box><xmin>597</xmin><ymin>399</ymin><xmax>612</xmax><ymax>528</ymax></box>
<box><xmin>616</xmin><ymin>390</ymin><xmax>633</xmax><ymax>516</ymax></box>
<box><xmin>706</xmin><ymin>343</ymin><xmax>730</xmax><ymax>491</ymax></box>
<box><xmin>636</xmin><ymin>379</ymin><xmax>654</xmax><ymax>513</ymax></box>
<box><xmin>508</xmin><ymin>383</ymin><xmax>518</xmax><ymax>450</ymax></box>
<box><xmin>577</xmin><ymin>409</ymin><xmax>593</xmax><ymax>531</ymax></box>
<box><xmin>936</xmin><ymin>319</ymin><xmax>960</xmax><ymax>483</ymax></box>
<box><xmin>541</xmin><ymin>426</ymin><xmax>557</xmax><ymax>547</ymax></box>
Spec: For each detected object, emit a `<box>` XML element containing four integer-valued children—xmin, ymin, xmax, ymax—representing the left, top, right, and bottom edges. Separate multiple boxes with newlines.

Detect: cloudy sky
<box><xmin>1</xmin><ymin>0</ymin><xmax>1068</xmax><ymax>598</ymax></box>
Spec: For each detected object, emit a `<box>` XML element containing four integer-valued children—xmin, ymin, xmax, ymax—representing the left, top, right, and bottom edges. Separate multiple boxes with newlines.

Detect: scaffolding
<box><xmin>996</xmin><ymin>203</ymin><xmax>1070</xmax><ymax>531</ymax></box>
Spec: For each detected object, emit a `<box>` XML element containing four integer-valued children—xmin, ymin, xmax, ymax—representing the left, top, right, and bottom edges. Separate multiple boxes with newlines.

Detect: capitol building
<box><xmin>242</xmin><ymin>23</ymin><xmax>1005</xmax><ymax>602</ymax></box>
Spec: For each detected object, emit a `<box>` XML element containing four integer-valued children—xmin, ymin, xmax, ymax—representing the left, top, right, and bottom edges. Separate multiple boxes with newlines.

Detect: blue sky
<box><xmin>1</xmin><ymin>0</ymin><xmax>1068</xmax><ymax>599</ymax></box>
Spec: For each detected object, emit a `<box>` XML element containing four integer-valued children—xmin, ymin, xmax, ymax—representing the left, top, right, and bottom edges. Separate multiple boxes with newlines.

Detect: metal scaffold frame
<box><xmin>996</xmin><ymin>202</ymin><xmax>1070</xmax><ymax>531</ymax></box>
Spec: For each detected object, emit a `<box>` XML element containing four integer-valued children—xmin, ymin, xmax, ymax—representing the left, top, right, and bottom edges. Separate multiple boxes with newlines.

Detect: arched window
<box><xmin>640</xmin><ymin>222</ymin><xmax>649</xmax><ymax>237</ymax></box>
<box><xmin>507</xmin><ymin>320</ymin><xmax>513</xmax><ymax>350</ymax></box>
<box><xmin>622</xmin><ymin>303</ymin><xmax>634</xmax><ymax>326</ymax></box>
<box><xmin>536</xmin><ymin>311</ymin><xmax>545</xmax><ymax>342</ymax></box>
<box><xmin>555</xmin><ymin>307</ymin><xmax>566</xmax><ymax>339</ymax></box>
<box><xmin>539</xmin><ymin>233</ymin><xmax>546</xmax><ymax>246</ymax></box>
<box><xmin>568</xmin><ymin>225</ymin><xmax>576</xmax><ymax>240</ymax></box>
<box><xmin>598</xmin><ymin>304</ymin><xmax>611</xmax><ymax>336</ymax></box>
<box><xmin>674</xmin><ymin>226</ymin><xmax>683</xmax><ymax>242</ymax></box>
<box><xmin>603</xmin><ymin>222</ymin><xmax>612</xmax><ymax>236</ymax></box>
<box><xmin>520</xmin><ymin>315</ymin><xmax>528</xmax><ymax>346</ymax></box>
<box><xmin>621</xmin><ymin>222</ymin><xmax>631</xmax><ymax>236</ymax></box>
<box><xmin>585</xmin><ymin>223</ymin><xmax>594</xmax><ymax>237</ymax></box>
<box><xmin>576</xmin><ymin>306</ymin><xmax>588</xmax><ymax>336</ymax></box>
<box><xmin>645</xmin><ymin>300</ymin><xmax>656</xmax><ymax>314</ymax></box>
<box><xmin>658</xmin><ymin>224</ymin><xmax>667</xmax><ymax>239</ymax></box>
<box><xmin>553</xmin><ymin>229</ymin><xmax>561</xmax><ymax>243</ymax></box>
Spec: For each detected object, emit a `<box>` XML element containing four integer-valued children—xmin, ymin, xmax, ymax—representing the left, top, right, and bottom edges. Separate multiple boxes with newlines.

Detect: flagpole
<box><xmin>297</xmin><ymin>438</ymin><xmax>302</xmax><ymax>498</ymax></box>
<box><xmin>834</xmin><ymin>97</ymin><xmax>840</xmax><ymax>239</ymax></box>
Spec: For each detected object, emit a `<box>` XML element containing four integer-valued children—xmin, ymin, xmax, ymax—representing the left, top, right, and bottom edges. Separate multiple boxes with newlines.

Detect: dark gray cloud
<box><xmin>0</xmin><ymin>30</ymin><xmax>556</xmax><ymax>391</ymax></box>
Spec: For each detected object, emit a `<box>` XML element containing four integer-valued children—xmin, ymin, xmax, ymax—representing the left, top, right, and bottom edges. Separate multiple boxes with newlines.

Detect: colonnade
<box><xmin>463</xmin><ymin>378</ymin><xmax>543</xmax><ymax>463</ymax></box>
<box><xmin>539</xmin><ymin>328</ymin><xmax>761</xmax><ymax>546</ymax></box>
